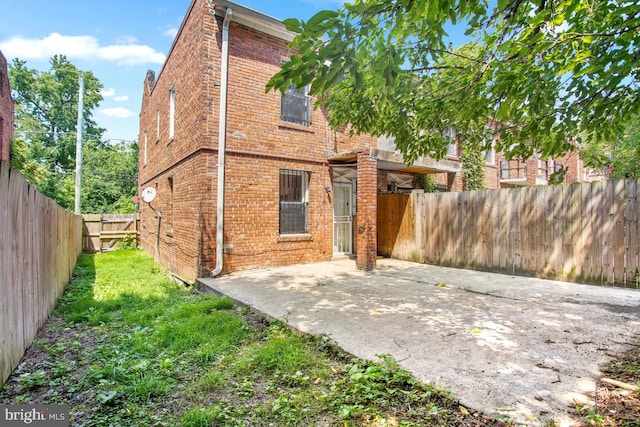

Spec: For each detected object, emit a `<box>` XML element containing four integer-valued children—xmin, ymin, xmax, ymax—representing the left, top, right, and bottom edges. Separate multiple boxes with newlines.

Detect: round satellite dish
<box><xmin>141</xmin><ymin>187</ymin><xmax>157</xmax><ymax>203</ymax></box>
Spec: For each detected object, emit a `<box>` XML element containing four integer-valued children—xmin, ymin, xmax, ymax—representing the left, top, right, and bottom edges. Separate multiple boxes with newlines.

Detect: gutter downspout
<box><xmin>211</xmin><ymin>6</ymin><xmax>233</xmax><ymax>277</ymax></box>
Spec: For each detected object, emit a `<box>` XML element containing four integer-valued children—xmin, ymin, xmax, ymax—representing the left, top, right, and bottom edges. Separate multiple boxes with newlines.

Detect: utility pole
<box><xmin>74</xmin><ymin>75</ymin><xmax>84</xmax><ymax>215</ymax></box>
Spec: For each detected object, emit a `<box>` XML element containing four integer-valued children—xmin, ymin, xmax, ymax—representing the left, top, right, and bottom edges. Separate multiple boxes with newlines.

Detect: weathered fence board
<box><xmin>378</xmin><ymin>178</ymin><xmax>640</xmax><ymax>288</ymax></box>
<box><xmin>82</xmin><ymin>213</ymin><xmax>139</xmax><ymax>252</ymax></box>
<box><xmin>625</xmin><ymin>180</ymin><xmax>639</xmax><ymax>287</ymax></box>
<box><xmin>0</xmin><ymin>161</ymin><xmax>83</xmax><ymax>386</ymax></box>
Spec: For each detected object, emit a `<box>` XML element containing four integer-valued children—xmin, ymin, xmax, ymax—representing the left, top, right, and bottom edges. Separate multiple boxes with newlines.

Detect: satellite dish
<box><xmin>141</xmin><ymin>187</ymin><xmax>157</xmax><ymax>203</ymax></box>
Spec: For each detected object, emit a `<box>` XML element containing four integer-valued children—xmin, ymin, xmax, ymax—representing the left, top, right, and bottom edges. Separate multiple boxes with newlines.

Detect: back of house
<box><xmin>138</xmin><ymin>0</ymin><xmax>380</xmax><ymax>282</ymax></box>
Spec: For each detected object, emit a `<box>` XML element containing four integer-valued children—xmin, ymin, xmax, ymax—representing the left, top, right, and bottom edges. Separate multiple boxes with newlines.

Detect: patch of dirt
<box><xmin>0</xmin><ymin>316</ymin><xmax>106</xmax><ymax>424</ymax></box>
<box><xmin>572</xmin><ymin>341</ymin><xmax>640</xmax><ymax>426</ymax></box>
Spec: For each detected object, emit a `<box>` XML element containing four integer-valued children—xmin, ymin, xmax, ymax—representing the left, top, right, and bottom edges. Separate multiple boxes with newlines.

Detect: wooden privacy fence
<box><xmin>378</xmin><ymin>179</ymin><xmax>640</xmax><ymax>288</ymax></box>
<box><xmin>0</xmin><ymin>161</ymin><xmax>83</xmax><ymax>386</ymax></box>
<box><xmin>83</xmin><ymin>213</ymin><xmax>139</xmax><ymax>252</ymax></box>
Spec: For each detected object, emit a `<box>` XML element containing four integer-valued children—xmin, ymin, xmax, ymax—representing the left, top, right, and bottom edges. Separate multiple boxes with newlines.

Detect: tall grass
<box><xmin>1</xmin><ymin>249</ymin><xmax>497</xmax><ymax>427</ymax></box>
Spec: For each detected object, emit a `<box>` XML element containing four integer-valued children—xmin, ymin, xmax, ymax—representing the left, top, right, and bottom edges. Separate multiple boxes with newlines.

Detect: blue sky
<box><xmin>0</xmin><ymin>0</ymin><xmax>345</xmax><ymax>144</ymax></box>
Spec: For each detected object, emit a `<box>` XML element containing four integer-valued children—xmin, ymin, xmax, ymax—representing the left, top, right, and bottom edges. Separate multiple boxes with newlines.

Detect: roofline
<box><xmin>211</xmin><ymin>0</ymin><xmax>296</xmax><ymax>42</ymax></box>
<box><xmin>145</xmin><ymin>0</ymin><xmax>296</xmax><ymax>98</ymax></box>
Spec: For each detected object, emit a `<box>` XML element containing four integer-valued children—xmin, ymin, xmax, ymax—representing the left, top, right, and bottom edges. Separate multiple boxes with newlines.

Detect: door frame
<box><xmin>333</xmin><ymin>181</ymin><xmax>354</xmax><ymax>255</ymax></box>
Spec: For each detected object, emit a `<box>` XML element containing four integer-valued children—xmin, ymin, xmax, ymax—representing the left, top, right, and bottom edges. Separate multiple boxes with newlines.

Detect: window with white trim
<box><xmin>156</xmin><ymin>108</ymin><xmax>160</xmax><ymax>142</ymax></box>
<box><xmin>279</xmin><ymin>169</ymin><xmax>309</xmax><ymax>234</ymax></box>
<box><xmin>169</xmin><ymin>83</ymin><xmax>175</xmax><ymax>140</ymax></box>
<box><xmin>485</xmin><ymin>135</ymin><xmax>496</xmax><ymax>165</ymax></box>
<box><xmin>143</xmin><ymin>130</ymin><xmax>148</xmax><ymax>164</ymax></box>
<box><xmin>444</xmin><ymin>127</ymin><xmax>457</xmax><ymax>157</ymax></box>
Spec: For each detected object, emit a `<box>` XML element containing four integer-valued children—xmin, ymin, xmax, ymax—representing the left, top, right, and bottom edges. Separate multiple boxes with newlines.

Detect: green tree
<box><xmin>9</xmin><ymin>55</ymin><xmax>103</xmax><ymax>208</ymax></box>
<box><xmin>82</xmin><ymin>139</ymin><xmax>139</xmax><ymax>214</ymax></box>
<box><xmin>267</xmin><ymin>0</ymin><xmax>640</xmax><ymax>164</ymax></box>
<box><xmin>9</xmin><ymin>55</ymin><xmax>138</xmax><ymax>213</ymax></box>
<box><xmin>580</xmin><ymin>115</ymin><xmax>640</xmax><ymax>179</ymax></box>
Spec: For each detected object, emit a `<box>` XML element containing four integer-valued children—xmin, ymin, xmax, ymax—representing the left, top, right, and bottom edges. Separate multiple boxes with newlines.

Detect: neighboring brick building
<box><xmin>375</xmin><ymin>133</ymin><xmax>591</xmax><ymax>193</ymax></box>
<box><xmin>0</xmin><ymin>50</ymin><xmax>14</xmax><ymax>163</ymax></box>
<box><xmin>495</xmin><ymin>148</ymin><xmax>586</xmax><ymax>188</ymax></box>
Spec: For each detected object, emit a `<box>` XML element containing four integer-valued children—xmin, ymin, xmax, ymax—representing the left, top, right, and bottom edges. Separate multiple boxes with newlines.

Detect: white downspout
<box><xmin>211</xmin><ymin>6</ymin><xmax>232</xmax><ymax>276</ymax></box>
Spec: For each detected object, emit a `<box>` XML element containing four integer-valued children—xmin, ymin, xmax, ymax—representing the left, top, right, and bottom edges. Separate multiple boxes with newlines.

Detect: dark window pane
<box><xmin>279</xmin><ymin>169</ymin><xmax>308</xmax><ymax>234</ymax></box>
<box><xmin>281</xmin><ymin>85</ymin><xmax>311</xmax><ymax>126</ymax></box>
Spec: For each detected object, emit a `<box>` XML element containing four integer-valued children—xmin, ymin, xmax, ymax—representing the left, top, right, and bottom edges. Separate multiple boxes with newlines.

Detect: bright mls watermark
<box><xmin>0</xmin><ymin>405</ymin><xmax>69</xmax><ymax>426</ymax></box>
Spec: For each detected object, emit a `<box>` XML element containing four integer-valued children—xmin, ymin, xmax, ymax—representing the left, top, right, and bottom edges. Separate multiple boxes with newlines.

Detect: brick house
<box><xmin>138</xmin><ymin>0</ymin><xmax>462</xmax><ymax>282</ymax></box>
<box><xmin>138</xmin><ymin>0</ymin><xmax>598</xmax><ymax>282</ymax></box>
<box><xmin>0</xmin><ymin>50</ymin><xmax>14</xmax><ymax>163</ymax></box>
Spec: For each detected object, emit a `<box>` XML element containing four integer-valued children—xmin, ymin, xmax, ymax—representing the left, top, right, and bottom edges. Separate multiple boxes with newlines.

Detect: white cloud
<box><xmin>0</xmin><ymin>32</ymin><xmax>165</xmax><ymax>65</ymax></box>
<box><xmin>163</xmin><ymin>27</ymin><xmax>179</xmax><ymax>38</ymax></box>
<box><xmin>100</xmin><ymin>89</ymin><xmax>128</xmax><ymax>102</ymax></box>
<box><xmin>116</xmin><ymin>35</ymin><xmax>138</xmax><ymax>44</ymax></box>
<box><xmin>101</xmin><ymin>107</ymin><xmax>136</xmax><ymax>119</ymax></box>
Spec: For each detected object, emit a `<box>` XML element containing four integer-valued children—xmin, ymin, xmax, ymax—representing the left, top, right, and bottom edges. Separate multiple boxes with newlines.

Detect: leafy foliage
<box><xmin>9</xmin><ymin>55</ymin><xmax>137</xmax><ymax>213</ymax></box>
<box><xmin>81</xmin><ymin>139</ymin><xmax>138</xmax><ymax>214</ymax></box>
<box><xmin>267</xmin><ymin>0</ymin><xmax>640</xmax><ymax>164</ymax></box>
<box><xmin>580</xmin><ymin>114</ymin><xmax>640</xmax><ymax>179</ymax></box>
<box><xmin>460</xmin><ymin>142</ymin><xmax>487</xmax><ymax>190</ymax></box>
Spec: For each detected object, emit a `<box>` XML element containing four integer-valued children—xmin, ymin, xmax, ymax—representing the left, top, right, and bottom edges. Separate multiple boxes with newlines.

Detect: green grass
<box><xmin>0</xmin><ymin>249</ymin><xmax>502</xmax><ymax>426</ymax></box>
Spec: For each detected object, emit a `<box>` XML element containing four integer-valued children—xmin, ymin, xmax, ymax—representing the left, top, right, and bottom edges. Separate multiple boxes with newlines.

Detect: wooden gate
<box><xmin>83</xmin><ymin>214</ymin><xmax>139</xmax><ymax>252</ymax></box>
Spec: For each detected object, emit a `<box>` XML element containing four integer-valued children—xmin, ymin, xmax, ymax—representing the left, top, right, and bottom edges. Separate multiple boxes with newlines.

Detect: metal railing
<box><xmin>499</xmin><ymin>159</ymin><xmax>527</xmax><ymax>180</ymax></box>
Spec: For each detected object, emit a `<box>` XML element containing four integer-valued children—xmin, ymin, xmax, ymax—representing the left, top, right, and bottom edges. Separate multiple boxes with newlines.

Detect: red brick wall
<box><xmin>199</xmin><ymin>153</ymin><xmax>334</xmax><ymax>273</ymax></box>
<box><xmin>0</xmin><ymin>51</ymin><xmax>14</xmax><ymax>163</ymax></box>
<box><xmin>138</xmin><ymin>0</ymin><xmax>219</xmax><ymax>281</ymax></box>
<box><xmin>483</xmin><ymin>153</ymin><xmax>499</xmax><ymax>189</ymax></box>
<box><xmin>554</xmin><ymin>149</ymin><xmax>582</xmax><ymax>183</ymax></box>
<box><xmin>356</xmin><ymin>151</ymin><xmax>377</xmax><ymax>270</ymax></box>
<box><xmin>139</xmin><ymin>0</ymin><xmax>376</xmax><ymax>280</ymax></box>
<box><xmin>138</xmin><ymin>155</ymin><xmax>207</xmax><ymax>281</ymax></box>
<box><xmin>138</xmin><ymin>0</ymin><xmax>216</xmax><ymax>180</ymax></box>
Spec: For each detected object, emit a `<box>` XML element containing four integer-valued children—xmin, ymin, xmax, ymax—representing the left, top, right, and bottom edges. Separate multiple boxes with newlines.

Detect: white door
<box><xmin>333</xmin><ymin>182</ymin><xmax>353</xmax><ymax>255</ymax></box>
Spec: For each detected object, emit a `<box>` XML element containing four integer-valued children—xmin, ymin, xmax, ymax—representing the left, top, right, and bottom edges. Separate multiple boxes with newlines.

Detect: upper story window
<box><xmin>169</xmin><ymin>83</ymin><xmax>175</xmax><ymax>140</ymax></box>
<box><xmin>444</xmin><ymin>127</ymin><xmax>457</xmax><ymax>157</ymax></box>
<box><xmin>279</xmin><ymin>169</ymin><xmax>309</xmax><ymax>234</ymax></box>
<box><xmin>485</xmin><ymin>135</ymin><xmax>496</xmax><ymax>165</ymax></box>
<box><xmin>538</xmin><ymin>158</ymin><xmax>549</xmax><ymax>178</ymax></box>
<box><xmin>156</xmin><ymin>108</ymin><xmax>160</xmax><ymax>142</ymax></box>
<box><xmin>281</xmin><ymin>83</ymin><xmax>311</xmax><ymax>126</ymax></box>
<box><xmin>143</xmin><ymin>130</ymin><xmax>148</xmax><ymax>165</ymax></box>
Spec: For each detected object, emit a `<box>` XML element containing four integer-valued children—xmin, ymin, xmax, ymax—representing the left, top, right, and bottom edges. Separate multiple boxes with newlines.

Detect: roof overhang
<box><xmin>328</xmin><ymin>149</ymin><xmax>461</xmax><ymax>174</ymax></box>
<box><xmin>212</xmin><ymin>0</ymin><xmax>296</xmax><ymax>41</ymax></box>
<box><xmin>328</xmin><ymin>151</ymin><xmax>358</xmax><ymax>164</ymax></box>
<box><xmin>371</xmin><ymin>149</ymin><xmax>461</xmax><ymax>174</ymax></box>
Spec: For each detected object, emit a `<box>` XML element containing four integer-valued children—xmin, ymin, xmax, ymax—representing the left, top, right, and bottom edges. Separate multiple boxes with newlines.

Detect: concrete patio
<box><xmin>197</xmin><ymin>258</ymin><xmax>640</xmax><ymax>426</ymax></box>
